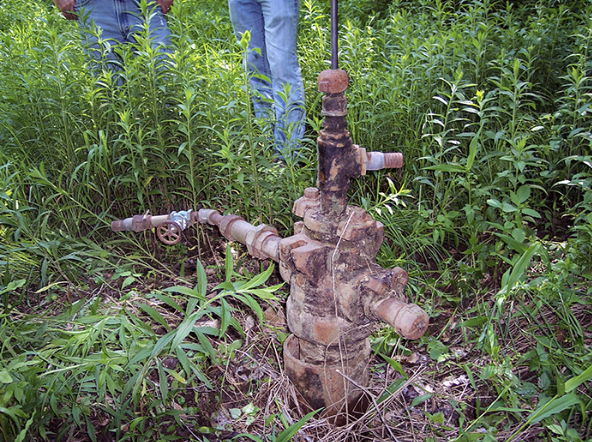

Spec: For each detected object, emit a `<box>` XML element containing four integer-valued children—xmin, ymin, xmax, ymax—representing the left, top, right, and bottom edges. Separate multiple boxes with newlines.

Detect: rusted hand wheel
<box><xmin>157</xmin><ymin>220</ymin><xmax>182</xmax><ymax>245</ymax></box>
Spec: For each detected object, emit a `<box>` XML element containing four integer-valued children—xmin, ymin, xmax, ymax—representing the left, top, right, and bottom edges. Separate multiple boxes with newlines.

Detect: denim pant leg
<box><xmin>228</xmin><ymin>0</ymin><xmax>274</xmax><ymax>121</ymax></box>
<box><xmin>260</xmin><ymin>0</ymin><xmax>305</xmax><ymax>152</ymax></box>
<box><xmin>123</xmin><ymin>0</ymin><xmax>173</xmax><ymax>69</ymax></box>
<box><xmin>228</xmin><ymin>0</ymin><xmax>305</xmax><ymax>153</ymax></box>
<box><xmin>75</xmin><ymin>0</ymin><xmax>172</xmax><ymax>74</ymax></box>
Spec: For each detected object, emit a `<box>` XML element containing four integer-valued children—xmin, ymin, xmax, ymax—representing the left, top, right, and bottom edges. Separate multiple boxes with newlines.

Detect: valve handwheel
<box><xmin>157</xmin><ymin>220</ymin><xmax>182</xmax><ymax>245</ymax></box>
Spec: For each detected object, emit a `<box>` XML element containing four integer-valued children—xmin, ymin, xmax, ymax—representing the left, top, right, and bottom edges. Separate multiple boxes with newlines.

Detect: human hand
<box><xmin>156</xmin><ymin>0</ymin><xmax>174</xmax><ymax>14</ymax></box>
<box><xmin>52</xmin><ymin>0</ymin><xmax>77</xmax><ymax>20</ymax></box>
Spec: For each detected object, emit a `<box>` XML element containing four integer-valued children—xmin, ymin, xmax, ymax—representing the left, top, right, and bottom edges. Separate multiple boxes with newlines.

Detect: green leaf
<box><xmin>516</xmin><ymin>185</ymin><xmax>531</xmax><ymax>204</ymax></box>
<box><xmin>245</xmin><ymin>288</ymin><xmax>280</xmax><ymax>301</ymax></box>
<box><xmin>150</xmin><ymin>331</ymin><xmax>175</xmax><ymax>359</ymax></box>
<box><xmin>0</xmin><ymin>370</ymin><xmax>13</xmax><ymax>383</ymax></box>
<box><xmin>239</xmin><ymin>30</ymin><xmax>251</xmax><ymax>50</ymax></box>
<box><xmin>164</xmin><ymin>285</ymin><xmax>206</xmax><ymax>301</ymax></box>
<box><xmin>411</xmin><ymin>394</ymin><xmax>433</xmax><ymax>408</ymax></box>
<box><xmin>275</xmin><ymin>409</ymin><xmax>318</xmax><ymax>442</ymax></box>
<box><xmin>220</xmin><ymin>298</ymin><xmax>231</xmax><ymax>336</ymax></box>
<box><xmin>0</xmin><ymin>405</ymin><xmax>27</xmax><ymax>426</ymax></box>
<box><xmin>377</xmin><ymin>378</ymin><xmax>407</xmax><ymax>404</ymax></box>
<box><xmin>487</xmin><ymin>198</ymin><xmax>502</xmax><ymax>209</ymax></box>
<box><xmin>493</xmin><ymin>233</ymin><xmax>529</xmax><ymax>254</ymax></box>
<box><xmin>425</xmin><ymin>411</ymin><xmax>445</xmax><ymax>424</ymax></box>
<box><xmin>232</xmin><ymin>293</ymin><xmax>264</xmax><ymax>323</ymax></box>
<box><xmin>152</xmin><ymin>293</ymin><xmax>184</xmax><ymax>313</ymax></box>
<box><xmin>557</xmin><ymin>374</ymin><xmax>565</xmax><ymax>397</ymax></box>
<box><xmin>14</xmin><ymin>413</ymin><xmax>35</xmax><ymax>442</ymax></box>
<box><xmin>527</xmin><ymin>393</ymin><xmax>582</xmax><ymax>424</ymax></box>
<box><xmin>504</xmin><ymin>243</ymin><xmax>539</xmax><ymax>290</ymax></box>
<box><xmin>511</xmin><ymin>228</ymin><xmax>526</xmax><ymax>243</ymax></box>
<box><xmin>501</xmin><ymin>202</ymin><xmax>518</xmax><ymax>213</ymax></box>
<box><xmin>460</xmin><ymin>316</ymin><xmax>488</xmax><ymax>327</ymax></box>
<box><xmin>521</xmin><ymin>208</ymin><xmax>541</xmax><ymax>218</ymax></box>
<box><xmin>0</xmin><ymin>279</ymin><xmax>25</xmax><ymax>295</ymax></box>
<box><xmin>158</xmin><ymin>360</ymin><xmax>168</xmax><ymax>403</ymax></box>
<box><xmin>172</xmin><ymin>312</ymin><xmax>203</xmax><ymax>349</ymax></box>
<box><xmin>136</xmin><ymin>302</ymin><xmax>170</xmax><ymax>331</ymax></box>
<box><xmin>176</xmin><ymin>347</ymin><xmax>192</xmax><ymax>380</ymax></box>
<box><xmin>565</xmin><ymin>364</ymin><xmax>592</xmax><ymax>393</ymax></box>
<box><xmin>225</xmin><ymin>245</ymin><xmax>235</xmax><ymax>282</ymax></box>
<box><xmin>237</xmin><ymin>264</ymin><xmax>274</xmax><ymax>292</ymax></box>
<box><xmin>466</xmin><ymin>131</ymin><xmax>480</xmax><ymax>171</ymax></box>
<box><xmin>121</xmin><ymin>276</ymin><xmax>136</xmax><ymax>289</ymax></box>
<box><xmin>195</xmin><ymin>259</ymin><xmax>208</xmax><ymax>298</ymax></box>
<box><xmin>379</xmin><ymin>354</ymin><xmax>407</xmax><ymax>378</ymax></box>
<box><xmin>423</xmin><ymin>164</ymin><xmax>466</xmax><ymax>173</ymax></box>
<box><xmin>195</xmin><ymin>331</ymin><xmax>216</xmax><ymax>361</ymax></box>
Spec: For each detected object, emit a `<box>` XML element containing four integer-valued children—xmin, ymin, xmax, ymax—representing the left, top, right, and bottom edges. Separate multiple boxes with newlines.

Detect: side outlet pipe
<box><xmin>111</xmin><ymin>210</ymin><xmax>197</xmax><ymax>245</ymax></box>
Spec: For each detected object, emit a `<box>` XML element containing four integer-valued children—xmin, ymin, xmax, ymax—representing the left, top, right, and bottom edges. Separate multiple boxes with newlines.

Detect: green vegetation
<box><xmin>0</xmin><ymin>0</ymin><xmax>591</xmax><ymax>440</ymax></box>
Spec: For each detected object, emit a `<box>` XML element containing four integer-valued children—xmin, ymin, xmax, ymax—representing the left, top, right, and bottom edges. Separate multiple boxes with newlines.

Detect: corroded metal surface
<box><xmin>318</xmin><ymin>69</ymin><xmax>349</xmax><ymax>94</ymax></box>
<box><xmin>183</xmin><ymin>69</ymin><xmax>429</xmax><ymax>421</ymax></box>
<box><xmin>284</xmin><ymin>334</ymin><xmax>370</xmax><ymax>421</ymax></box>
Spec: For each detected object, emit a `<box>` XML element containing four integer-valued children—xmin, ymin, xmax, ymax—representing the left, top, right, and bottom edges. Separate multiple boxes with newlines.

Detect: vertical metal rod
<box><xmin>331</xmin><ymin>0</ymin><xmax>338</xmax><ymax>69</ymax></box>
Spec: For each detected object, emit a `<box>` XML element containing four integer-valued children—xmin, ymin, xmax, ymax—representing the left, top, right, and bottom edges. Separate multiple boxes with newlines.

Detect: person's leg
<box><xmin>122</xmin><ymin>0</ymin><xmax>173</xmax><ymax>67</ymax></box>
<box><xmin>75</xmin><ymin>0</ymin><xmax>172</xmax><ymax>73</ymax></box>
<box><xmin>75</xmin><ymin>0</ymin><xmax>125</xmax><ymax>73</ymax></box>
<box><xmin>228</xmin><ymin>0</ymin><xmax>274</xmax><ymax>120</ymax></box>
<box><xmin>260</xmin><ymin>0</ymin><xmax>305</xmax><ymax>154</ymax></box>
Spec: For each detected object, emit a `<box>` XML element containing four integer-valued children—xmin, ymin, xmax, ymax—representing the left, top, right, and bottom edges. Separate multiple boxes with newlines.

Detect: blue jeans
<box><xmin>74</xmin><ymin>0</ymin><xmax>172</xmax><ymax>73</ymax></box>
<box><xmin>228</xmin><ymin>0</ymin><xmax>306</xmax><ymax>155</ymax></box>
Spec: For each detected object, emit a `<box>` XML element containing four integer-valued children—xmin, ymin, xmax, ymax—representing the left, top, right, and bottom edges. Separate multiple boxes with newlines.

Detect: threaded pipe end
<box><xmin>384</xmin><ymin>152</ymin><xmax>403</xmax><ymax>169</ymax></box>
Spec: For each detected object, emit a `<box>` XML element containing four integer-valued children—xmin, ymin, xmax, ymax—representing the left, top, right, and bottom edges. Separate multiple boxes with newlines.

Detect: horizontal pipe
<box><xmin>111</xmin><ymin>214</ymin><xmax>169</xmax><ymax>232</ymax></box>
<box><xmin>372</xmin><ymin>298</ymin><xmax>428</xmax><ymax>340</ymax></box>
<box><xmin>358</xmin><ymin>147</ymin><xmax>404</xmax><ymax>175</ymax></box>
<box><xmin>197</xmin><ymin>209</ymin><xmax>281</xmax><ymax>262</ymax></box>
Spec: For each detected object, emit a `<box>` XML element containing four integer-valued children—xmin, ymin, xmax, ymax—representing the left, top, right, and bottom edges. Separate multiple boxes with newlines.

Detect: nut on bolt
<box><xmin>293</xmin><ymin>187</ymin><xmax>320</xmax><ymax>218</ymax></box>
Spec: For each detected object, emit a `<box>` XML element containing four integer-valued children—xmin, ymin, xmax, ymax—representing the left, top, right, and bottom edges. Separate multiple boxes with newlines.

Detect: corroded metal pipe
<box><xmin>198</xmin><ymin>209</ymin><xmax>281</xmax><ymax>262</ymax></box>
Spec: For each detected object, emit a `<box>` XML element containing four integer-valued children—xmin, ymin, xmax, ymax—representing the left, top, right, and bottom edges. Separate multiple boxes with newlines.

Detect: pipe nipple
<box><xmin>373</xmin><ymin>298</ymin><xmax>428</xmax><ymax>340</ymax></box>
<box><xmin>304</xmin><ymin>187</ymin><xmax>320</xmax><ymax>199</ymax></box>
<box><xmin>363</xmin><ymin>151</ymin><xmax>404</xmax><ymax>173</ymax></box>
<box><xmin>383</xmin><ymin>152</ymin><xmax>403</xmax><ymax>169</ymax></box>
<box><xmin>111</xmin><ymin>220</ymin><xmax>125</xmax><ymax>232</ymax></box>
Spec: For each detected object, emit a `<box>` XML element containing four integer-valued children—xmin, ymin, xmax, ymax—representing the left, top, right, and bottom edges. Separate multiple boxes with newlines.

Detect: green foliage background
<box><xmin>0</xmin><ymin>0</ymin><xmax>591</xmax><ymax>440</ymax></box>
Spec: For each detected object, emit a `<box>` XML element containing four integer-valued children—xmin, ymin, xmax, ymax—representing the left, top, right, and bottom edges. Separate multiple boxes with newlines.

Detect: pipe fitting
<box><xmin>245</xmin><ymin>224</ymin><xmax>280</xmax><ymax>261</ymax></box>
<box><xmin>293</xmin><ymin>187</ymin><xmax>321</xmax><ymax>218</ymax></box>
<box><xmin>371</xmin><ymin>298</ymin><xmax>429</xmax><ymax>340</ymax></box>
<box><xmin>318</xmin><ymin>69</ymin><xmax>349</xmax><ymax>94</ymax></box>
<box><xmin>359</xmin><ymin>146</ymin><xmax>404</xmax><ymax>175</ymax></box>
<box><xmin>196</xmin><ymin>209</ymin><xmax>281</xmax><ymax>262</ymax></box>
